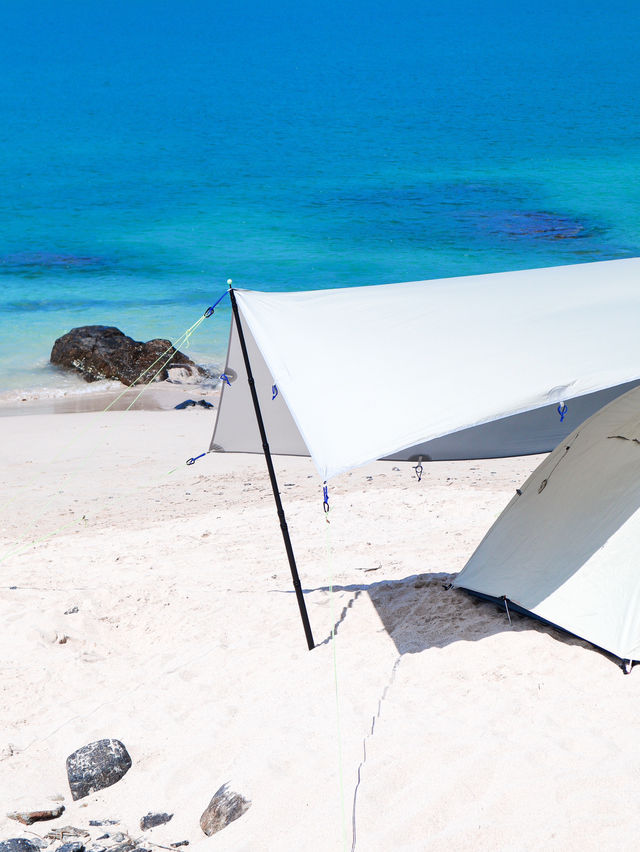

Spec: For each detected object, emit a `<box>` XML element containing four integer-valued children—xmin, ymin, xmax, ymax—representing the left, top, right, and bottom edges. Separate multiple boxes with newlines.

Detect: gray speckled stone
<box><xmin>66</xmin><ymin>739</ymin><xmax>132</xmax><ymax>801</ymax></box>
<box><xmin>0</xmin><ymin>841</ymin><xmax>40</xmax><ymax>852</ymax></box>
<box><xmin>139</xmin><ymin>813</ymin><xmax>173</xmax><ymax>831</ymax></box>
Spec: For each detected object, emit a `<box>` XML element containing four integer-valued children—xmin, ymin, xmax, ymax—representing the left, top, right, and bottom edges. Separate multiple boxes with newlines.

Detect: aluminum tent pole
<box><xmin>229</xmin><ymin>288</ymin><xmax>315</xmax><ymax>651</ymax></box>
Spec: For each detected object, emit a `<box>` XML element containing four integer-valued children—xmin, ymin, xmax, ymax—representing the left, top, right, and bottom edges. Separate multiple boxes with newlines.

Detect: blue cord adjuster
<box><xmin>204</xmin><ymin>289</ymin><xmax>230</xmax><ymax>318</ymax></box>
<box><xmin>186</xmin><ymin>452</ymin><xmax>206</xmax><ymax>466</ymax></box>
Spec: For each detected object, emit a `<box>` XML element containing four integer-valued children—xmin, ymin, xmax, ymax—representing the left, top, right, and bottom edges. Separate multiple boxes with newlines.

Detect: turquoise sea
<box><xmin>1</xmin><ymin>0</ymin><xmax>640</xmax><ymax>399</ymax></box>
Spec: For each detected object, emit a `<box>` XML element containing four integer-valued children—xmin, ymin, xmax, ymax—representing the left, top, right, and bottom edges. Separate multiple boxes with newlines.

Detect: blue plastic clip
<box><xmin>203</xmin><ymin>290</ymin><xmax>230</xmax><ymax>318</ymax></box>
<box><xmin>323</xmin><ymin>483</ymin><xmax>329</xmax><ymax>513</ymax></box>
<box><xmin>557</xmin><ymin>402</ymin><xmax>568</xmax><ymax>422</ymax></box>
<box><xmin>272</xmin><ymin>384</ymin><xmax>278</xmax><ymax>400</ymax></box>
<box><xmin>186</xmin><ymin>452</ymin><xmax>206</xmax><ymax>466</ymax></box>
<box><xmin>220</xmin><ymin>374</ymin><xmax>231</xmax><ymax>387</ymax></box>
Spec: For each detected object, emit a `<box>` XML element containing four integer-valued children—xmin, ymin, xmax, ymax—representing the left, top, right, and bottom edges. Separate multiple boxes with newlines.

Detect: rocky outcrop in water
<box><xmin>50</xmin><ymin>326</ymin><xmax>207</xmax><ymax>386</ymax></box>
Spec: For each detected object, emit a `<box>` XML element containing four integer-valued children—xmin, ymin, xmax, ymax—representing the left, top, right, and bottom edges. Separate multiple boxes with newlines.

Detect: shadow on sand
<box><xmin>293</xmin><ymin>571</ymin><xmax>617</xmax><ymax>665</ymax></box>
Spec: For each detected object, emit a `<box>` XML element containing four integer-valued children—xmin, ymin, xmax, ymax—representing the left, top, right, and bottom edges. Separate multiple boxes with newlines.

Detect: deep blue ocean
<box><xmin>1</xmin><ymin>0</ymin><xmax>640</xmax><ymax>398</ymax></box>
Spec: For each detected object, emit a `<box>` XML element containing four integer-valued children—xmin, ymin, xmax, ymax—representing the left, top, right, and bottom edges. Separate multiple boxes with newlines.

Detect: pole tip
<box><xmin>227</xmin><ymin>278</ymin><xmax>233</xmax><ymax>286</ymax></box>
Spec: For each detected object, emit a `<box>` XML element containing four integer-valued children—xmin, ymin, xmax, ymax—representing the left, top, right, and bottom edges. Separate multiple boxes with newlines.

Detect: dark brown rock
<box><xmin>199</xmin><ymin>784</ymin><xmax>251</xmax><ymax>837</ymax></box>
<box><xmin>7</xmin><ymin>805</ymin><xmax>65</xmax><ymax>825</ymax></box>
<box><xmin>50</xmin><ymin>326</ymin><xmax>207</xmax><ymax>386</ymax></box>
<box><xmin>66</xmin><ymin>739</ymin><xmax>132</xmax><ymax>801</ymax></box>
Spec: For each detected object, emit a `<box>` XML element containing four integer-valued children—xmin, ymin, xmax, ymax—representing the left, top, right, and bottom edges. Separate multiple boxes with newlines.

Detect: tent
<box><xmin>455</xmin><ymin>383</ymin><xmax>640</xmax><ymax>667</ymax></box>
<box><xmin>209</xmin><ymin>257</ymin><xmax>640</xmax><ymax>651</ymax></box>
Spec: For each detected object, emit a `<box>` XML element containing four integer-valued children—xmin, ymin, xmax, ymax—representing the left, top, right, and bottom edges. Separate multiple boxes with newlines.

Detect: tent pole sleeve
<box><xmin>229</xmin><ymin>289</ymin><xmax>315</xmax><ymax>651</ymax></box>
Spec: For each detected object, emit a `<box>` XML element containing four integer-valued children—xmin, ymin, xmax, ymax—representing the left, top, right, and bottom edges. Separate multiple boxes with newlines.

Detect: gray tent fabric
<box><xmin>455</xmin><ymin>384</ymin><xmax>640</xmax><ymax>662</ymax></box>
<box><xmin>212</xmin><ymin>259</ymin><xmax>640</xmax><ymax>480</ymax></box>
<box><xmin>382</xmin><ymin>379</ymin><xmax>640</xmax><ymax>461</ymax></box>
<box><xmin>209</xmin><ymin>309</ymin><xmax>308</xmax><ymax>457</ymax></box>
<box><xmin>210</xmin><ymin>303</ymin><xmax>640</xmax><ymax>463</ymax></box>
<box><xmin>210</xmin><ymin>268</ymin><xmax>640</xmax><ymax>461</ymax></box>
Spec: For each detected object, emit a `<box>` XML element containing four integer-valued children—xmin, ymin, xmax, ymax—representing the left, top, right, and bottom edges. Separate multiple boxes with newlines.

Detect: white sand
<box><xmin>2</xmin><ymin>409</ymin><xmax>640</xmax><ymax>851</ymax></box>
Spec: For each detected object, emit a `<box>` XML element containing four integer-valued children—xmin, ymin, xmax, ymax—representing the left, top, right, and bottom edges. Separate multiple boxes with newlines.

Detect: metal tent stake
<box><xmin>229</xmin><ymin>289</ymin><xmax>315</xmax><ymax>651</ymax></box>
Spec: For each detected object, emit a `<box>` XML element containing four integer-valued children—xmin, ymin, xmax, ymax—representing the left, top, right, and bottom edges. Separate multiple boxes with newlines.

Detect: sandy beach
<box><xmin>2</xmin><ymin>406</ymin><xmax>640</xmax><ymax>851</ymax></box>
<box><xmin>2</xmin><ymin>0</ymin><xmax>639</xmax><ymax>845</ymax></box>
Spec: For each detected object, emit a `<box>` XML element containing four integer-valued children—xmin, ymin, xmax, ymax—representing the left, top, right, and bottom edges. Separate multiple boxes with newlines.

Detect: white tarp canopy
<box><xmin>455</xmin><ymin>384</ymin><xmax>640</xmax><ymax>662</ymax></box>
<box><xmin>210</xmin><ymin>257</ymin><xmax>640</xmax><ymax>481</ymax></box>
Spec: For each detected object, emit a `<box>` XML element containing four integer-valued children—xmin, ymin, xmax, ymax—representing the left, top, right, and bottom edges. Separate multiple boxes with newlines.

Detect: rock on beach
<box><xmin>0</xmin><ymin>842</ymin><xmax>41</xmax><ymax>852</ymax></box>
<box><xmin>199</xmin><ymin>784</ymin><xmax>251</xmax><ymax>837</ymax></box>
<box><xmin>66</xmin><ymin>739</ymin><xmax>132</xmax><ymax>801</ymax></box>
<box><xmin>50</xmin><ymin>326</ymin><xmax>207</xmax><ymax>386</ymax></box>
<box><xmin>139</xmin><ymin>812</ymin><xmax>173</xmax><ymax>831</ymax></box>
<box><xmin>7</xmin><ymin>805</ymin><xmax>65</xmax><ymax>825</ymax></box>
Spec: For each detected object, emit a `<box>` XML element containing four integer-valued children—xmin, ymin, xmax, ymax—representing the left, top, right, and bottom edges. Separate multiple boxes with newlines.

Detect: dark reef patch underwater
<box><xmin>0</xmin><ymin>252</ymin><xmax>110</xmax><ymax>273</ymax></box>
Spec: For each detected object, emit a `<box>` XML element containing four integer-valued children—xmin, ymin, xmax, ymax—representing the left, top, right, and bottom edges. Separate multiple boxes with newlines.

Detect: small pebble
<box><xmin>140</xmin><ymin>813</ymin><xmax>173</xmax><ymax>831</ymax></box>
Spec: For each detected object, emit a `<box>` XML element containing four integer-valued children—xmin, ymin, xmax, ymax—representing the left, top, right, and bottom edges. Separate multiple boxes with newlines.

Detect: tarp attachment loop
<box><xmin>413</xmin><ymin>459</ymin><xmax>424</xmax><ymax>482</ymax></box>
<box><xmin>557</xmin><ymin>402</ymin><xmax>568</xmax><ymax>422</ymax></box>
<box><xmin>272</xmin><ymin>384</ymin><xmax>278</xmax><ymax>400</ymax></box>
<box><xmin>323</xmin><ymin>482</ymin><xmax>330</xmax><ymax>514</ymax></box>
<box><xmin>186</xmin><ymin>452</ymin><xmax>206</xmax><ymax>466</ymax></box>
<box><xmin>220</xmin><ymin>374</ymin><xmax>232</xmax><ymax>387</ymax></box>
<box><xmin>204</xmin><ymin>289</ymin><xmax>230</xmax><ymax>318</ymax></box>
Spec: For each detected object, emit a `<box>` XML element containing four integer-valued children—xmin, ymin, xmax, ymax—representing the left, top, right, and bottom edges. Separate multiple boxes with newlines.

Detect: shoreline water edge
<box><xmin>0</xmin><ymin>380</ymin><xmax>221</xmax><ymax>417</ymax></box>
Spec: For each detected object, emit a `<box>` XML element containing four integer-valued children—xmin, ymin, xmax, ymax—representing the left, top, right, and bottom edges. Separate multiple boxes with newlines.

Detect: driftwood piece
<box><xmin>45</xmin><ymin>827</ymin><xmax>90</xmax><ymax>841</ymax></box>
